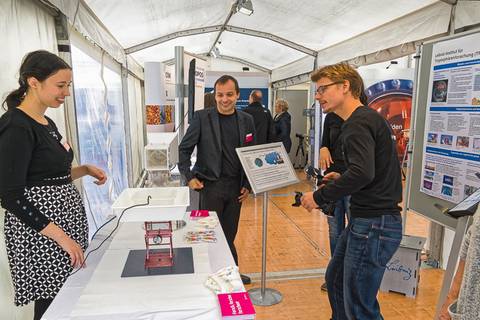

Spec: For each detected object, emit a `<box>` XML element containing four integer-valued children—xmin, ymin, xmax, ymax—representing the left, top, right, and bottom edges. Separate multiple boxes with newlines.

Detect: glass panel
<box><xmin>70</xmin><ymin>44</ymin><xmax>128</xmax><ymax>236</ymax></box>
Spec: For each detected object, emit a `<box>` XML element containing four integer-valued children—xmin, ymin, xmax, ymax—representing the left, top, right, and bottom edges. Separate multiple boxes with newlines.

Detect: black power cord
<box><xmin>70</xmin><ymin>195</ymin><xmax>152</xmax><ymax>276</ymax></box>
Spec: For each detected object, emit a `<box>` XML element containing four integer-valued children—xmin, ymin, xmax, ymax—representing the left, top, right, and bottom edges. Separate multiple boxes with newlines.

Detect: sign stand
<box><xmin>236</xmin><ymin>142</ymin><xmax>299</xmax><ymax>307</ymax></box>
<box><xmin>248</xmin><ymin>192</ymin><xmax>282</xmax><ymax>306</ymax></box>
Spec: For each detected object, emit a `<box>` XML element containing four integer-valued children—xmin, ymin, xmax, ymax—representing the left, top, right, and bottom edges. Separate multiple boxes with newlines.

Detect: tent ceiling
<box><xmin>84</xmin><ymin>0</ymin><xmax>441</xmax><ymax>69</ymax></box>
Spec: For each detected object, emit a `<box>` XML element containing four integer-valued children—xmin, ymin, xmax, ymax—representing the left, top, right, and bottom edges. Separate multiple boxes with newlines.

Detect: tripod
<box><xmin>293</xmin><ymin>134</ymin><xmax>308</xmax><ymax>169</ymax></box>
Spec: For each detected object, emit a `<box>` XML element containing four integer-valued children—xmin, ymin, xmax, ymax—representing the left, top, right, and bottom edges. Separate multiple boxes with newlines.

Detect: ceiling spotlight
<box><xmin>235</xmin><ymin>0</ymin><xmax>254</xmax><ymax>16</ymax></box>
<box><xmin>386</xmin><ymin>61</ymin><xmax>398</xmax><ymax>69</ymax></box>
<box><xmin>211</xmin><ymin>46</ymin><xmax>220</xmax><ymax>59</ymax></box>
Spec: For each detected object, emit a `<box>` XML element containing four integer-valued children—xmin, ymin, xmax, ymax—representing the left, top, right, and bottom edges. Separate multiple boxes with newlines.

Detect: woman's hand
<box><xmin>86</xmin><ymin>165</ymin><xmax>107</xmax><ymax>185</ymax></box>
<box><xmin>57</xmin><ymin>234</ymin><xmax>86</xmax><ymax>268</ymax></box>
<box><xmin>41</xmin><ymin>223</ymin><xmax>85</xmax><ymax>268</ymax></box>
<box><xmin>319</xmin><ymin>147</ymin><xmax>333</xmax><ymax>170</ymax></box>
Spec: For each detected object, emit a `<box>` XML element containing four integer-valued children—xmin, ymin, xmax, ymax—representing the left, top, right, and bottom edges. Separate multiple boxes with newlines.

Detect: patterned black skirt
<box><xmin>4</xmin><ymin>183</ymin><xmax>88</xmax><ymax>306</ymax></box>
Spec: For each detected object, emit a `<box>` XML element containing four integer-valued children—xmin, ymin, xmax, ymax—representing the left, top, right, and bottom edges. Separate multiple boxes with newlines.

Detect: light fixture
<box><xmin>235</xmin><ymin>0</ymin><xmax>254</xmax><ymax>16</ymax></box>
<box><xmin>386</xmin><ymin>61</ymin><xmax>398</xmax><ymax>69</ymax></box>
<box><xmin>211</xmin><ymin>46</ymin><xmax>220</xmax><ymax>59</ymax></box>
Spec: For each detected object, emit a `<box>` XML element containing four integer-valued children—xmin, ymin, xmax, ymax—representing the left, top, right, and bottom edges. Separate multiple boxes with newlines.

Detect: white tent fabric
<box><xmin>271</xmin><ymin>56</ymin><xmax>315</xmax><ymax>82</ymax></box>
<box><xmin>226</xmin><ymin>0</ymin><xmax>438</xmax><ymax>51</ymax></box>
<box><xmin>217</xmin><ymin>31</ymin><xmax>306</xmax><ymax>70</ymax></box>
<box><xmin>45</xmin><ymin>0</ymin><xmax>480</xmax><ymax>79</ymax></box>
<box><xmin>80</xmin><ymin>0</ymin><xmax>439</xmax><ymax>70</ymax></box>
<box><xmin>315</xmin><ymin>1</ymin><xmax>452</xmax><ymax>68</ymax></box>
<box><xmin>0</xmin><ymin>0</ymin><xmax>58</xmax><ymax>115</ymax></box>
<box><xmin>48</xmin><ymin>0</ymin><xmax>126</xmax><ymax>65</ymax></box>
<box><xmin>455</xmin><ymin>1</ymin><xmax>480</xmax><ymax>30</ymax></box>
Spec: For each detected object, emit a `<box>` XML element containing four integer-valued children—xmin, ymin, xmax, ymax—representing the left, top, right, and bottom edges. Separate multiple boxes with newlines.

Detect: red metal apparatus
<box><xmin>144</xmin><ymin>221</ymin><xmax>174</xmax><ymax>268</ymax></box>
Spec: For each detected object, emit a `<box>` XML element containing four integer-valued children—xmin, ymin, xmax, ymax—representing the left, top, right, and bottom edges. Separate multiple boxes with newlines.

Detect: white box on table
<box><xmin>111</xmin><ymin>187</ymin><xmax>189</xmax><ymax>222</ymax></box>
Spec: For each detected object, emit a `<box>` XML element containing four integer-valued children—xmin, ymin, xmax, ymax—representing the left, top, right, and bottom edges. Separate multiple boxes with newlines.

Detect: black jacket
<box><xmin>274</xmin><ymin>112</ymin><xmax>292</xmax><ymax>153</ymax></box>
<box><xmin>321</xmin><ymin>112</ymin><xmax>346</xmax><ymax>174</ymax></box>
<box><xmin>178</xmin><ymin>107</ymin><xmax>256</xmax><ymax>189</ymax></box>
<box><xmin>243</xmin><ymin>102</ymin><xmax>276</xmax><ymax>145</ymax></box>
<box><xmin>313</xmin><ymin>106</ymin><xmax>402</xmax><ymax>217</ymax></box>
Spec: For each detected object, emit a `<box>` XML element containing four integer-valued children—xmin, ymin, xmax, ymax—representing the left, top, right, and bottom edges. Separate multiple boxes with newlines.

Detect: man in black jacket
<box><xmin>301</xmin><ymin>63</ymin><xmax>402</xmax><ymax>320</ymax></box>
<box><xmin>243</xmin><ymin>90</ymin><xmax>276</xmax><ymax>144</ymax></box>
<box><xmin>178</xmin><ymin>75</ymin><xmax>256</xmax><ymax>284</ymax></box>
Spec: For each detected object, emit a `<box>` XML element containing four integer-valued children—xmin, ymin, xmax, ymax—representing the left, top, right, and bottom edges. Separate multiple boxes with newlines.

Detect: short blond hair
<box><xmin>275</xmin><ymin>99</ymin><xmax>289</xmax><ymax>112</ymax></box>
<box><xmin>310</xmin><ymin>63</ymin><xmax>364</xmax><ymax>100</ymax></box>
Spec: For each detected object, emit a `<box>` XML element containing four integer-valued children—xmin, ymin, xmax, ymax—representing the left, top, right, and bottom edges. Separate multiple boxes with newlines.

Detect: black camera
<box><xmin>292</xmin><ymin>191</ymin><xmax>336</xmax><ymax>216</ymax></box>
<box><xmin>295</xmin><ymin>133</ymin><xmax>305</xmax><ymax>139</ymax></box>
<box><xmin>292</xmin><ymin>166</ymin><xmax>337</xmax><ymax>216</ymax></box>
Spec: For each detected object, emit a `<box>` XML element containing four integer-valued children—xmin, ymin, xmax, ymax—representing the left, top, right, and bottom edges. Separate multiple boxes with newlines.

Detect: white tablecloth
<box><xmin>43</xmin><ymin>212</ymin><xmax>236</xmax><ymax>320</ymax></box>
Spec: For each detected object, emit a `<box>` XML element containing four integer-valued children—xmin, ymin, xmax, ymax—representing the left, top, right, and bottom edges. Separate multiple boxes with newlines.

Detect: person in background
<box><xmin>273</xmin><ymin>98</ymin><xmax>292</xmax><ymax>152</ymax></box>
<box><xmin>178</xmin><ymin>75</ymin><xmax>256</xmax><ymax>285</ymax></box>
<box><xmin>243</xmin><ymin>89</ymin><xmax>276</xmax><ymax>144</ymax></box>
<box><xmin>319</xmin><ymin>110</ymin><xmax>350</xmax><ymax>292</ymax></box>
<box><xmin>204</xmin><ymin>91</ymin><xmax>216</xmax><ymax>109</ymax></box>
<box><xmin>0</xmin><ymin>50</ymin><xmax>107</xmax><ymax>320</ymax></box>
<box><xmin>301</xmin><ymin>63</ymin><xmax>402</xmax><ymax>320</ymax></box>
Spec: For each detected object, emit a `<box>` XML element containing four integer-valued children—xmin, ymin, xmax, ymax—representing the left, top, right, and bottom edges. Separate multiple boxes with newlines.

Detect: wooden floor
<box><xmin>234</xmin><ymin>172</ymin><xmax>443</xmax><ymax>320</ymax></box>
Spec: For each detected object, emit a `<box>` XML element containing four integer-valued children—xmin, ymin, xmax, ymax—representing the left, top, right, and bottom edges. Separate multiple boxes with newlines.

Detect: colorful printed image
<box><xmin>265</xmin><ymin>152</ymin><xmax>284</xmax><ymax>165</ymax></box>
<box><xmin>146</xmin><ymin>105</ymin><xmax>161</xmax><ymax>125</ymax></box>
<box><xmin>456</xmin><ymin>136</ymin><xmax>470</xmax><ymax>148</ymax></box>
<box><xmin>146</xmin><ymin>105</ymin><xmax>174</xmax><ymax>125</ymax></box>
<box><xmin>465</xmin><ymin>185</ymin><xmax>479</xmax><ymax>197</ymax></box>
<box><xmin>443</xmin><ymin>175</ymin><xmax>454</xmax><ymax>186</ymax></box>
<box><xmin>473</xmin><ymin>138</ymin><xmax>480</xmax><ymax>150</ymax></box>
<box><xmin>441</xmin><ymin>185</ymin><xmax>453</xmax><ymax>196</ymax></box>
<box><xmin>472</xmin><ymin>97</ymin><xmax>480</xmax><ymax>105</ymax></box>
<box><xmin>427</xmin><ymin>133</ymin><xmax>438</xmax><ymax>144</ymax></box>
<box><xmin>424</xmin><ymin>171</ymin><xmax>435</xmax><ymax>180</ymax></box>
<box><xmin>254</xmin><ymin>158</ymin><xmax>263</xmax><ymax>167</ymax></box>
<box><xmin>365</xmin><ymin>79</ymin><xmax>412</xmax><ymax>163</ymax></box>
<box><xmin>423</xmin><ymin>180</ymin><xmax>433</xmax><ymax>190</ymax></box>
<box><xmin>440</xmin><ymin>135</ymin><xmax>453</xmax><ymax>146</ymax></box>
<box><xmin>432</xmin><ymin>79</ymin><xmax>448</xmax><ymax>103</ymax></box>
<box><xmin>425</xmin><ymin>162</ymin><xmax>436</xmax><ymax>171</ymax></box>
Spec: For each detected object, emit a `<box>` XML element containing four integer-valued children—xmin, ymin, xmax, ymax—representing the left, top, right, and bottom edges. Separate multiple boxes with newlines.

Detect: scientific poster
<box><xmin>236</xmin><ymin>142</ymin><xmax>299</xmax><ymax>194</ymax></box>
<box><xmin>420</xmin><ymin>32</ymin><xmax>480</xmax><ymax>203</ymax></box>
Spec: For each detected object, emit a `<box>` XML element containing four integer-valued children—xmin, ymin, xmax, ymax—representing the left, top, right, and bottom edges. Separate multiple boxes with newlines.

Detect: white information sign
<box><xmin>236</xmin><ymin>142</ymin><xmax>299</xmax><ymax>194</ymax></box>
<box><xmin>420</xmin><ymin>32</ymin><xmax>480</xmax><ymax>203</ymax></box>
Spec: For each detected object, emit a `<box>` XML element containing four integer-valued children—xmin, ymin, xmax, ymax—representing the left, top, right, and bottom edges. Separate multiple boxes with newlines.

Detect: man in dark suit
<box><xmin>178</xmin><ymin>75</ymin><xmax>256</xmax><ymax>284</ymax></box>
<box><xmin>243</xmin><ymin>90</ymin><xmax>276</xmax><ymax>144</ymax></box>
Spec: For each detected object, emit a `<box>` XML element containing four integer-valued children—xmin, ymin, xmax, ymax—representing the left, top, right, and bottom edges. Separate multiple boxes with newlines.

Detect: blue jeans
<box><xmin>325</xmin><ymin>214</ymin><xmax>402</xmax><ymax>320</ymax></box>
<box><xmin>327</xmin><ymin>196</ymin><xmax>350</xmax><ymax>256</ymax></box>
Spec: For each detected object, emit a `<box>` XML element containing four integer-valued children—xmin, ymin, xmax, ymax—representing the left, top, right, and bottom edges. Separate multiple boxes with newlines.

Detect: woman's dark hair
<box><xmin>2</xmin><ymin>50</ymin><xmax>71</xmax><ymax>110</ymax></box>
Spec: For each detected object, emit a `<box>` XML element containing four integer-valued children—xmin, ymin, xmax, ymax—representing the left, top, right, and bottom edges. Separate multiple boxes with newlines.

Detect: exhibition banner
<box><xmin>420</xmin><ymin>33</ymin><xmax>480</xmax><ymax>203</ymax></box>
<box><xmin>236</xmin><ymin>142</ymin><xmax>299</xmax><ymax>194</ymax></box>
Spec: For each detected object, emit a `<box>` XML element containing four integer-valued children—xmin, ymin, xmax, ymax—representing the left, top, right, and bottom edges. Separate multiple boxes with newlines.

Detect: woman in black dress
<box><xmin>0</xmin><ymin>50</ymin><xmax>107</xmax><ymax>320</ymax></box>
<box><xmin>273</xmin><ymin>98</ymin><xmax>292</xmax><ymax>153</ymax></box>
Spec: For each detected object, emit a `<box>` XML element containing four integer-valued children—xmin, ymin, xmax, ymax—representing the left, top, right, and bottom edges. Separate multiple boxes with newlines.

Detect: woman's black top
<box><xmin>0</xmin><ymin>108</ymin><xmax>74</xmax><ymax>231</ymax></box>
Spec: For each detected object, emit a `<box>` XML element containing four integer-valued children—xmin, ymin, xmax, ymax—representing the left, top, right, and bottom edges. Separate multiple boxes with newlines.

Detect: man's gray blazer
<box><xmin>178</xmin><ymin>107</ymin><xmax>256</xmax><ymax>190</ymax></box>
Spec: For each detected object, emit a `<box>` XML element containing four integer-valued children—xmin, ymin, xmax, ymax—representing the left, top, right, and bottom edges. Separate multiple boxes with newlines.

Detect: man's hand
<box><xmin>323</xmin><ymin>172</ymin><xmax>341</xmax><ymax>182</ymax></box>
<box><xmin>300</xmin><ymin>191</ymin><xmax>319</xmax><ymax>212</ymax></box>
<box><xmin>238</xmin><ymin>187</ymin><xmax>249</xmax><ymax>203</ymax></box>
<box><xmin>320</xmin><ymin>147</ymin><xmax>333</xmax><ymax>170</ymax></box>
<box><xmin>188</xmin><ymin>178</ymin><xmax>204</xmax><ymax>190</ymax></box>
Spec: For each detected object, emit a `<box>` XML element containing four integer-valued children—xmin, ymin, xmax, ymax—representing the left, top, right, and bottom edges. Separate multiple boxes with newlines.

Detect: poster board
<box><xmin>408</xmin><ymin>30</ymin><xmax>480</xmax><ymax>230</ymax></box>
<box><xmin>236</xmin><ymin>142</ymin><xmax>299</xmax><ymax>194</ymax></box>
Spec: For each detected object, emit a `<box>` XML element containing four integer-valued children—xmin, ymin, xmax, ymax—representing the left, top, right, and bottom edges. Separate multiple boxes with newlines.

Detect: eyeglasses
<box><xmin>315</xmin><ymin>81</ymin><xmax>343</xmax><ymax>94</ymax></box>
